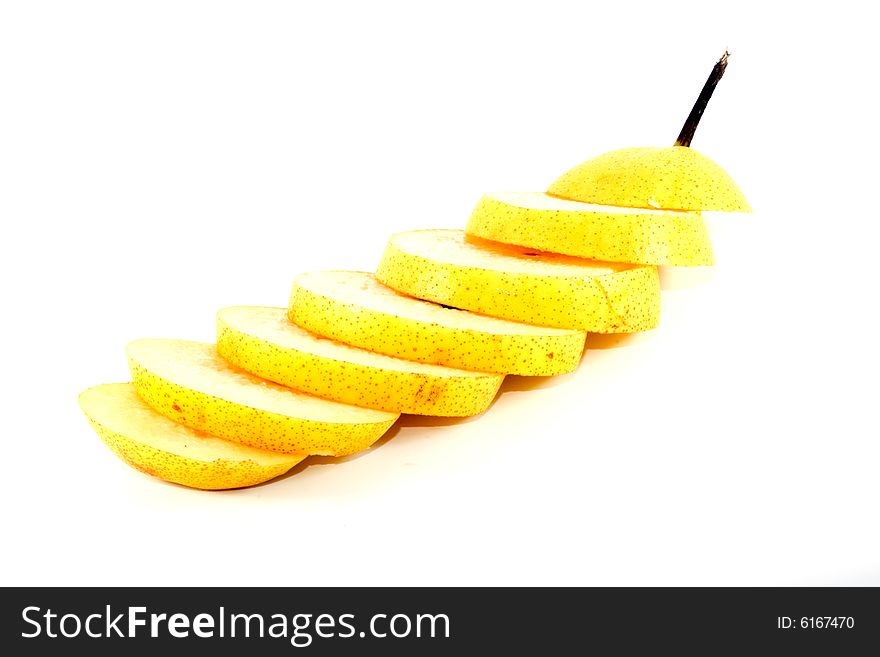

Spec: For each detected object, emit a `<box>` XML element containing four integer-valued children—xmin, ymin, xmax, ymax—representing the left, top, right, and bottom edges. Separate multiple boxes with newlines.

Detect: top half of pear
<box><xmin>547</xmin><ymin>145</ymin><xmax>750</xmax><ymax>213</ymax></box>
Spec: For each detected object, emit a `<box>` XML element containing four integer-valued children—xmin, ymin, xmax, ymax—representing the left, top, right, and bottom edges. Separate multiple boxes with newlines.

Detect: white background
<box><xmin>1</xmin><ymin>1</ymin><xmax>878</xmax><ymax>586</ymax></box>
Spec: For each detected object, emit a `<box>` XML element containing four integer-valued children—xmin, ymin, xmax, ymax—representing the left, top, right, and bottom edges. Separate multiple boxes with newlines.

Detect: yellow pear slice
<box><xmin>79</xmin><ymin>383</ymin><xmax>303</xmax><ymax>490</ymax></box>
<box><xmin>548</xmin><ymin>146</ymin><xmax>750</xmax><ymax>212</ymax></box>
<box><xmin>376</xmin><ymin>230</ymin><xmax>659</xmax><ymax>333</ymax></box>
<box><xmin>289</xmin><ymin>270</ymin><xmax>586</xmax><ymax>376</ymax></box>
<box><xmin>466</xmin><ymin>191</ymin><xmax>713</xmax><ymax>266</ymax></box>
<box><xmin>127</xmin><ymin>339</ymin><xmax>397</xmax><ymax>456</ymax></box>
<box><xmin>216</xmin><ymin>306</ymin><xmax>504</xmax><ymax>417</ymax></box>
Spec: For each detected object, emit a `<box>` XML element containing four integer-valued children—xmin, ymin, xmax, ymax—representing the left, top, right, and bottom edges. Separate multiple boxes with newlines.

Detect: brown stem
<box><xmin>675</xmin><ymin>51</ymin><xmax>730</xmax><ymax>147</ymax></box>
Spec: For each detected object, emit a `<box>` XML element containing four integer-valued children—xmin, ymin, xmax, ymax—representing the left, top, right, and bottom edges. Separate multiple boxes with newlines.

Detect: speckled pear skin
<box><xmin>128</xmin><ymin>348</ymin><xmax>398</xmax><ymax>457</ymax></box>
<box><xmin>289</xmin><ymin>271</ymin><xmax>586</xmax><ymax>376</ymax></box>
<box><xmin>466</xmin><ymin>193</ymin><xmax>714</xmax><ymax>266</ymax></box>
<box><xmin>547</xmin><ymin>146</ymin><xmax>751</xmax><ymax>212</ymax></box>
<box><xmin>375</xmin><ymin>230</ymin><xmax>660</xmax><ymax>333</ymax></box>
<box><xmin>79</xmin><ymin>383</ymin><xmax>303</xmax><ymax>490</ymax></box>
<box><xmin>216</xmin><ymin>307</ymin><xmax>505</xmax><ymax>417</ymax></box>
<box><xmin>92</xmin><ymin>424</ymin><xmax>298</xmax><ymax>490</ymax></box>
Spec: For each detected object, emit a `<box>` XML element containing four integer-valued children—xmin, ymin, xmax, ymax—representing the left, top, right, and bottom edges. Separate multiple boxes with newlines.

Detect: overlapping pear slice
<box><xmin>547</xmin><ymin>146</ymin><xmax>751</xmax><ymax>213</ymax></box>
<box><xmin>532</xmin><ymin>54</ymin><xmax>749</xmax><ymax>264</ymax></box>
<box><xmin>127</xmin><ymin>339</ymin><xmax>398</xmax><ymax>456</ymax></box>
<box><xmin>376</xmin><ymin>229</ymin><xmax>659</xmax><ymax>333</ymax></box>
<box><xmin>216</xmin><ymin>306</ymin><xmax>504</xmax><ymax>417</ymax></box>
<box><xmin>466</xmin><ymin>191</ymin><xmax>713</xmax><ymax>266</ymax></box>
<box><xmin>79</xmin><ymin>383</ymin><xmax>304</xmax><ymax>490</ymax></box>
<box><xmin>547</xmin><ymin>54</ymin><xmax>750</xmax><ymax>214</ymax></box>
<box><xmin>289</xmin><ymin>270</ymin><xmax>586</xmax><ymax>376</ymax></box>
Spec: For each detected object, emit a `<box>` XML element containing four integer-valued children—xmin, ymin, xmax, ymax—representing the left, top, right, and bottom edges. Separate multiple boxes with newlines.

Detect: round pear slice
<box><xmin>216</xmin><ymin>306</ymin><xmax>504</xmax><ymax>417</ymax></box>
<box><xmin>79</xmin><ymin>383</ymin><xmax>304</xmax><ymax>490</ymax></box>
<box><xmin>376</xmin><ymin>230</ymin><xmax>659</xmax><ymax>333</ymax></box>
<box><xmin>127</xmin><ymin>339</ymin><xmax>398</xmax><ymax>456</ymax></box>
<box><xmin>548</xmin><ymin>146</ymin><xmax>750</xmax><ymax>213</ymax></box>
<box><xmin>289</xmin><ymin>271</ymin><xmax>586</xmax><ymax>376</ymax></box>
<box><xmin>466</xmin><ymin>191</ymin><xmax>713</xmax><ymax>266</ymax></box>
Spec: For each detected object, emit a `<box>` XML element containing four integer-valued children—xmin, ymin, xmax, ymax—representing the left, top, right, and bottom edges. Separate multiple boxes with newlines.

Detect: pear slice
<box><xmin>216</xmin><ymin>306</ymin><xmax>504</xmax><ymax>417</ymax></box>
<box><xmin>376</xmin><ymin>229</ymin><xmax>659</xmax><ymax>333</ymax></box>
<box><xmin>547</xmin><ymin>146</ymin><xmax>750</xmax><ymax>213</ymax></box>
<box><xmin>548</xmin><ymin>53</ymin><xmax>750</xmax><ymax>213</ymax></box>
<box><xmin>79</xmin><ymin>383</ymin><xmax>304</xmax><ymax>490</ymax></box>
<box><xmin>127</xmin><ymin>339</ymin><xmax>398</xmax><ymax>456</ymax></box>
<box><xmin>289</xmin><ymin>270</ymin><xmax>586</xmax><ymax>376</ymax></box>
<box><xmin>466</xmin><ymin>191</ymin><xmax>713</xmax><ymax>266</ymax></box>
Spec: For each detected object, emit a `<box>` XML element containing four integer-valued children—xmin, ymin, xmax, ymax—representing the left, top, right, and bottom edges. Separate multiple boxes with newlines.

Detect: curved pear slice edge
<box><xmin>289</xmin><ymin>270</ymin><xmax>586</xmax><ymax>376</ymax></box>
<box><xmin>217</xmin><ymin>306</ymin><xmax>504</xmax><ymax>417</ymax></box>
<box><xmin>127</xmin><ymin>339</ymin><xmax>398</xmax><ymax>457</ymax></box>
<box><xmin>376</xmin><ymin>229</ymin><xmax>660</xmax><ymax>334</ymax></box>
<box><xmin>467</xmin><ymin>191</ymin><xmax>714</xmax><ymax>266</ymax></box>
<box><xmin>79</xmin><ymin>383</ymin><xmax>303</xmax><ymax>490</ymax></box>
<box><xmin>548</xmin><ymin>146</ymin><xmax>751</xmax><ymax>213</ymax></box>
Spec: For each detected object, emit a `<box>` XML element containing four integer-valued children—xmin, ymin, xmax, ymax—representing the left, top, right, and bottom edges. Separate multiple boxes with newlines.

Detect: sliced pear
<box><xmin>466</xmin><ymin>191</ymin><xmax>713</xmax><ymax>266</ymax></box>
<box><xmin>289</xmin><ymin>270</ymin><xmax>586</xmax><ymax>376</ymax></box>
<box><xmin>547</xmin><ymin>146</ymin><xmax>750</xmax><ymax>212</ymax></box>
<box><xmin>549</xmin><ymin>53</ymin><xmax>750</xmax><ymax>213</ymax></box>
<box><xmin>127</xmin><ymin>339</ymin><xmax>397</xmax><ymax>456</ymax></box>
<box><xmin>79</xmin><ymin>383</ymin><xmax>303</xmax><ymax>490</ymax></box>
<box><xmin>375</xmin><ymin>229</ymin><xmax>659</xmax><ymax>333</ymax></box>
<box><xmin>216</xmin><ymin>306</ymin><xmax>504</xmax><ymax>417</ymax></box>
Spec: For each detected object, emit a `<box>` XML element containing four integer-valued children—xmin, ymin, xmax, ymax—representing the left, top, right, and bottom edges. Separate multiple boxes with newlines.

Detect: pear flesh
<box><xmin>466</xmin><ymin>191</ymin><xmax>713</xmax><ymax>266</ymax></box>
<box><xmin>217</xmin><ymin>306</ymin><xmax>504</xmax><ymax>417</ymax></box>
<box><xmin>548</xmin><ymin>146</ymin><xmax>750</xmax><ymax>213</ymax></box>
<box><xmin>376</xmin><ymin>229</ymin><xmax>659</xmax><ymax>333</ymax></box>
<box><xmin>290</xmin><ymin>270</ymin><xmax>586</xmax><ymax>376</ymax></box>
<box><xmin>79</xmin><ymin>383</ymin><xmax>304</xmax><ymax>490</ymax></box>
<box><xmin>127</xmin><ymin>338</ymin><xmax>398</xmax><ymax>456</ymax></box>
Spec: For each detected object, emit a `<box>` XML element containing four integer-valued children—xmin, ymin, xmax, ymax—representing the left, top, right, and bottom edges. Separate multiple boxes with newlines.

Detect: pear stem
<box><xmin>675</xmin><ymin>51</ymin><xmax>730</xmax><ymax>147</ymax></box>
